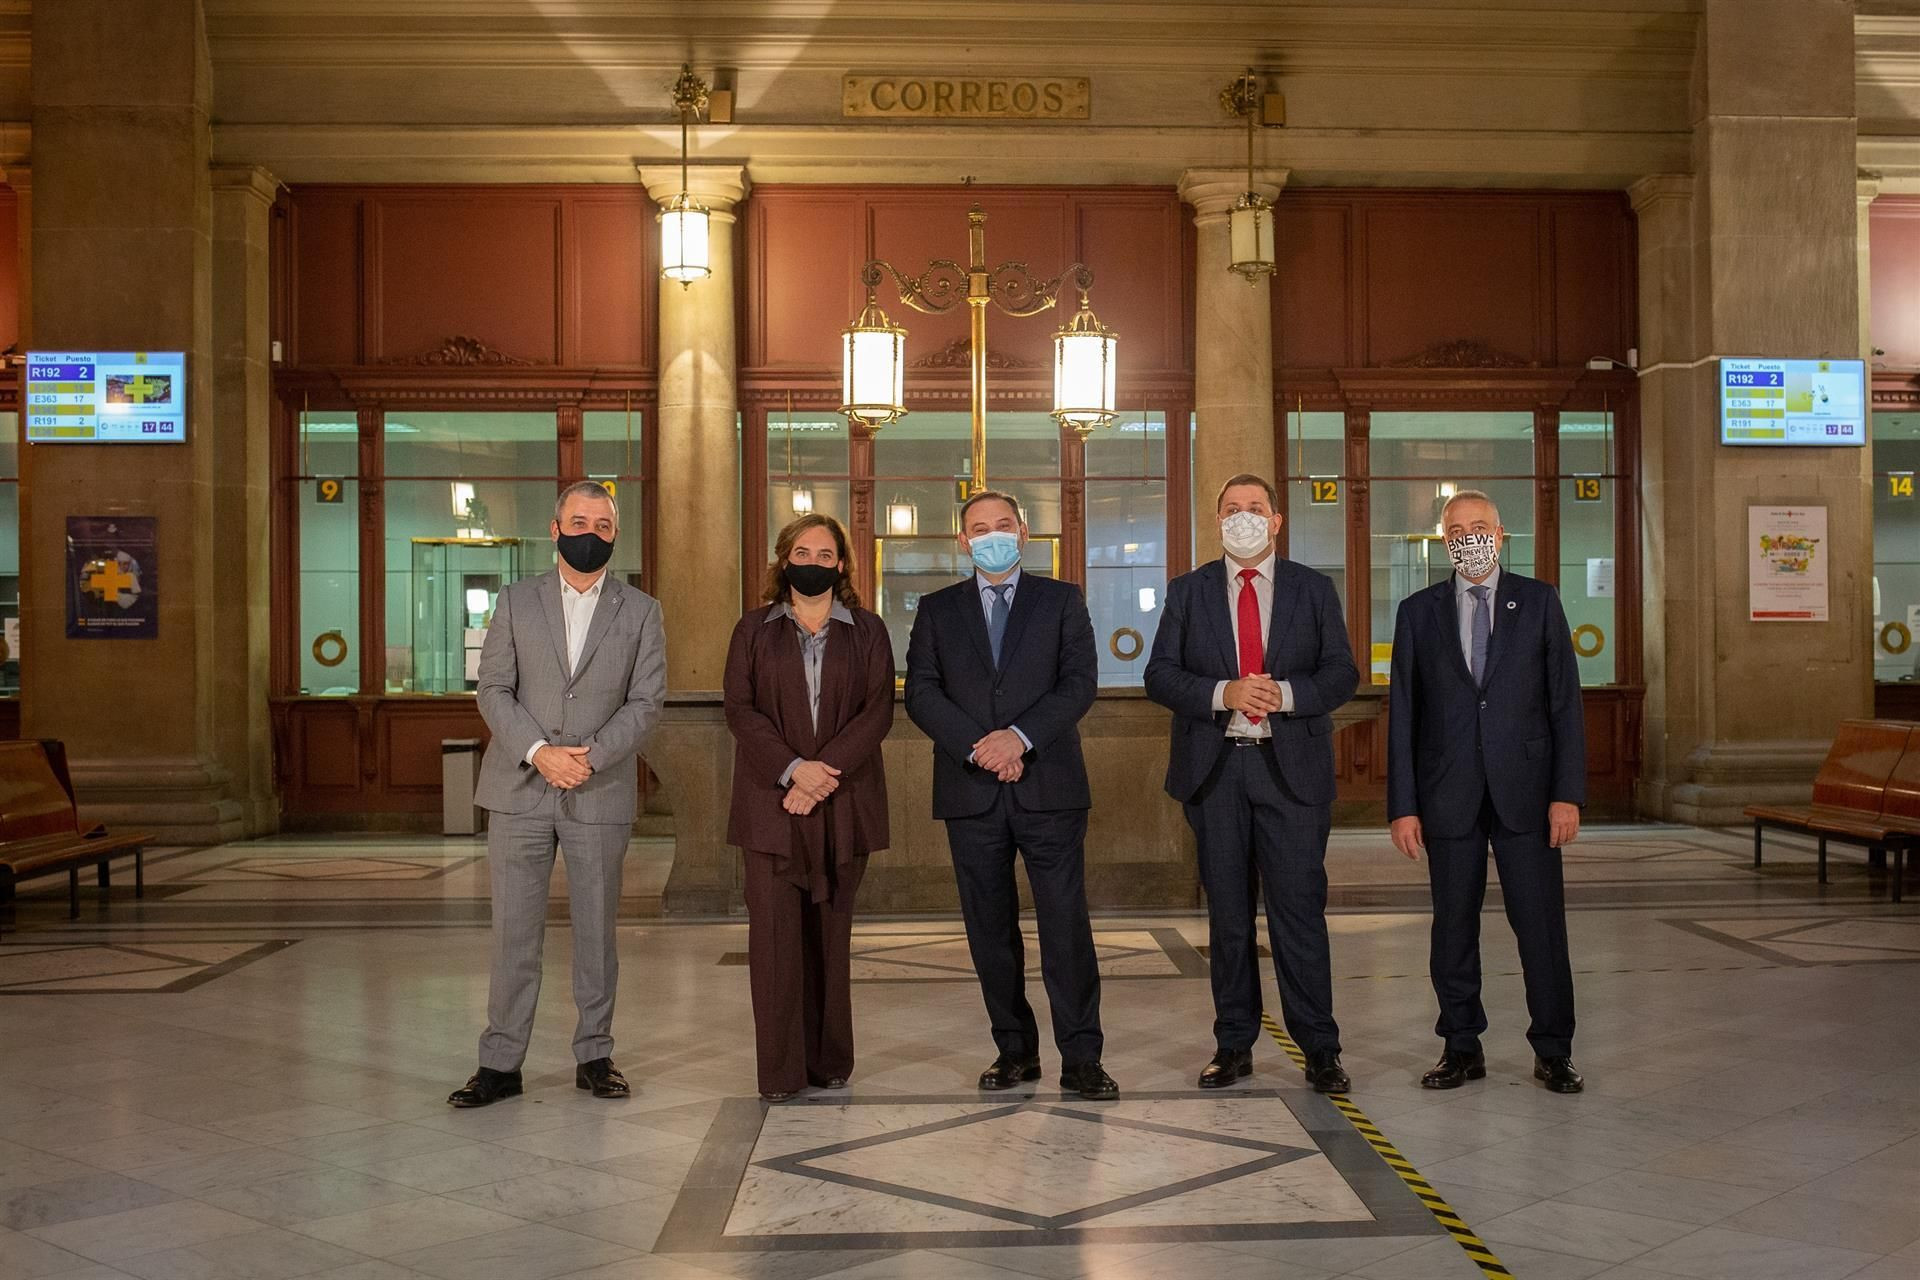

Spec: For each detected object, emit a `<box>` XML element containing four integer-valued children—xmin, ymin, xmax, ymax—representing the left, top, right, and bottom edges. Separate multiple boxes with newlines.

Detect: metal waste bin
<box><xmin>441</xmin><ymin>738</ymin><xmax>484</xmax><ymax>836</ymax></box>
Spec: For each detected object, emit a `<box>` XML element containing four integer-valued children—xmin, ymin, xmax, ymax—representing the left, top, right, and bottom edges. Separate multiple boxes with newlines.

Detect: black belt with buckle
<box><xmin>1229</xmin><ymin>736</ymin><xmax>1271</xmax><ymax>748</ymax></box>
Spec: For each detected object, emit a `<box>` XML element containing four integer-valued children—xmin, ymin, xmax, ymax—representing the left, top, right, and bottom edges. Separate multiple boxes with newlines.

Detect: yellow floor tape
<box><xmin>1262</xmin><ymin>1013</ymin><xmax>1513</xmax><ymax>1279</ymax></box>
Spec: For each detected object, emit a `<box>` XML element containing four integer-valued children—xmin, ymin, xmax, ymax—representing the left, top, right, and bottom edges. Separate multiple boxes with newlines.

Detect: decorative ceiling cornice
<box><xmin>383</xmin><ymin>335</ymin><xmax>533</xmax><ymax>367</ymax></box>
<box><xmin>1383</xmin><ymin>339</ymin><xmax>1536</xmax><ymax>370</ymax></box>
<box><xmin>908</xmin><ymin>337</ymin><xmax>1039</xmax><ymax>371</ymax></box>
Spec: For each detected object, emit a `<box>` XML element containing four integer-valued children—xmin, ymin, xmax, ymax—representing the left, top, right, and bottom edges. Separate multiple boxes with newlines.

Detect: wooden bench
<box><xmin>0</xmin><ymin>740</ymin><xmax>153</xmax><ymax>934</ymax></box>
<box><xmin>1744</xmin><ymin>719</ymin><xmax>1920</xmax><ymax>903</ymax></box>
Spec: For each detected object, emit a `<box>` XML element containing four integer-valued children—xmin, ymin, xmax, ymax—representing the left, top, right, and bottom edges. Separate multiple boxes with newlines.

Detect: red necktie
<box><xmin>1236</xmin><ymin>567</ymin><xmax>1264</xmax><ymax>725</ymax></box>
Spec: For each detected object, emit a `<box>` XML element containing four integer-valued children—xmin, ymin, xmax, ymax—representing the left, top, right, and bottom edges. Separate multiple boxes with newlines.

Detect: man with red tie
<box><xmin>1145</xmin><ymin>474</ymin><xmax>1359</xmax><ymax>1092</ymax></box>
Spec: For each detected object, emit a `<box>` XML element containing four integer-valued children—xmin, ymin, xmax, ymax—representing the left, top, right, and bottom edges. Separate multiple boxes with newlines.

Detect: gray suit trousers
<box><xmin>478</xmin><ymin>789</ymin><xmax>629</xmax><ymax>1070</ymax></box>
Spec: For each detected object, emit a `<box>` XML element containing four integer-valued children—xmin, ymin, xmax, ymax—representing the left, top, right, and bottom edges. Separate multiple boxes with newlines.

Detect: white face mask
<box><xmin>1446</xmin><ymin>533</ymin><xmax>1499</xmax><ymax>580</ymax></box>
<box><xmin>1220</xmin><ymin>510</ymin><xmax>1273</xmax><ymax>560</ymax></box>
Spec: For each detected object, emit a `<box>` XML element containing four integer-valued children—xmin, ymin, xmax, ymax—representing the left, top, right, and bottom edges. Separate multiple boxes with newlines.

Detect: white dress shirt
<box><xmin>524</xmin><ymin>570</ymin><xmax>606</xmax><ymax>765</ymax></box>
<box><xmin>1209</xmin><ymin>552</ymin><xmax>1296</xmax><ymax>738</ymax></box>
<box><xmin>1453</xmin><ymin>564</ymin><xmax>1501</xmax><ymax>673</ymax></box>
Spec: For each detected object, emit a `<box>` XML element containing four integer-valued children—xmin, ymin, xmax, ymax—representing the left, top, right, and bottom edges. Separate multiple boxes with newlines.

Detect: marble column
<box><xmin>1179</xmin><ymin>167</ymin><xmax>1285</xmax><ymax>559</ymax></box>
<box><xmin>637</xmin><ymin>164</ymin><xmax>748</xmax><ymax>694</ymax></box>
<box><xmin>22</xmin><ymin>0</ymin><xmax>247</xmax><ymax>843</ymax></box>
<box><xmin>212</xmin><ymin>165</ymin><xmax>280</xmax><ymax>833</ymax></box>
<box><xmin>1633</xmin><ymin>0</ymin><xmax>1871</xmax><ymax>823</ymax></box>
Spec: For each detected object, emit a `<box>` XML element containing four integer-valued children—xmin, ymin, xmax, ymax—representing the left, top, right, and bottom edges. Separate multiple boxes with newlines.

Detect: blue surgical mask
<box><xmin>968</xmin><ymin>531</ymin><xmax>1022</xmax><ymax>575</ymax></box>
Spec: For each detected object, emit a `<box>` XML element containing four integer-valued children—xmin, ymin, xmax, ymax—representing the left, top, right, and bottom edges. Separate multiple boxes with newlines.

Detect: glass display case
<box><xmin>408</xmin><ymin>537</ymin><xmax>527</xmax><ymax>694</ymax></box>
<box><xmin>875</xmin><ymin>535</ymin><xmax>1059</xmax><ymax>677</ymax></box>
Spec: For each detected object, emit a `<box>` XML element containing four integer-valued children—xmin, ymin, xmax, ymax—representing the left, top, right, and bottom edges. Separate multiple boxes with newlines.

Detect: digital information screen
<box><xmin>25</xmin><ymin>352</ymin><xmax>187</xmax><ymax>444</ymax></box>
<box><xmin>1720</xmin><ymin>357</ymin><xmax>1865</xmax><ymax>446</ymax></box>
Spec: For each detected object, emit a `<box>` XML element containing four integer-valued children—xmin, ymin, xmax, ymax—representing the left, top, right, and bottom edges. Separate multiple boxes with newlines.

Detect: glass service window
<box><xmin>295</xmin><ymin>411</ymin><xmax>360</xmax><ymax>695</ymax></box>
<box><xmin>583</xmin><ymin>409</ymin><xmax>646</xmax><ymax>588</ymax></box>
<box><xmin>383</xmin><ymin>411</ymin><xmax>558</xmax><ymax>694</ymax></box>
<box><xmin>1086</xmin><ymin>412</ymin><xmax>1166</xmax><ymax>687</ymax></box>
<box><xmin>766</xmin><ymin>413</ymin><xmax>851</xmax><ymax>569</ymax></box>
<box><xmin>1874</xmin><ymin>411</ymin><xmax>1920</xmax><ymax>684</ymax></box>
<box><xmin>1368</xmin><ymin>411</ymin><xmax>1535</xmax><ymax>685</ymax></box>
<box><xmin>1282</xmin><ymin>409</ymin><xmax>1348</xmax><ymax>615</ymax></box>
<box><xmin>1559</xmin><ymin>411</ymin><xmax>1619</xmax><ymax>686</ymax></box>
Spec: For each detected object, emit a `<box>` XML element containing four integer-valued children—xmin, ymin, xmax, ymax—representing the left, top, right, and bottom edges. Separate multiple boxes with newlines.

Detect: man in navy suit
<box><xmin>1145</xmin><ymin>474</ymin><xmax>1358</xmax><ymax>1093</ymax></box>
<box><xmin>904</xmin><ymin>490</ymin><xmax>1114</xmax><ymax>1101</ymax></box>
<box><xmin>1387</xmin><ymin>489</ymin><xmax>1586</xmax><ymax>1094</ymax></box>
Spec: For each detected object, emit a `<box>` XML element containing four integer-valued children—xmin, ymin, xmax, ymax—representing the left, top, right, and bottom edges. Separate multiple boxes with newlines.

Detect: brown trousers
<box><xmin>743</xmin><ymin>851</ymin><xmax>866</xmax><ymax>1094</ymax></box>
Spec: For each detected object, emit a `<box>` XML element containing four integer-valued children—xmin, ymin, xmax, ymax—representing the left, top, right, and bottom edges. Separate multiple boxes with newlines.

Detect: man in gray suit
<box><xmin>448</xmin><ymin>481</ymin><xmax>667</xmax><ymax>1107</ymax></box>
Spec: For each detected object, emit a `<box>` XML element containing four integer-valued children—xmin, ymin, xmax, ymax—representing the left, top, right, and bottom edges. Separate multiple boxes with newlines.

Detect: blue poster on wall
<box><xmin>66</xmin><ymin>516</ymin><xmax>158</xmax><ymax>639</ymax></box>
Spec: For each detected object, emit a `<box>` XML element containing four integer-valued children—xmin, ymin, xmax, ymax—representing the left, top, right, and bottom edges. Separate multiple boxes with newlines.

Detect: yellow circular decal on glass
<box><xmin>1109</xmin><ymin>627</ymin><xmax>1144</xmax><ymax>661</ymax></box>
<box><xmin>1572</xmin><ymin>624</ymin><xmax>1606</xmax><ymax>658</ymax></box>
<box><xmin>312</xmin><ymin>629</ymin><xmax>350</xmax><ymax>668</ymax></box>
<box><xmin>1883</xmin><ymin>621</ymin><xmax>1913</xmax><ymax>655</ymax></box>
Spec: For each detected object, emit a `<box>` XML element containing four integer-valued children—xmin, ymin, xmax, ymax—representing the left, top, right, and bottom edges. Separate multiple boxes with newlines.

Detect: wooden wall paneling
<box><xmin>573</xmin><ymin>194</ymin><xmax>654</xmax><ymax>368</ymax></box>
<box><xmin>297</xmin><ymin>698</ymin><xmax>361</xmax><ymax>791</ymax></box>
<box><xmin>1272</xmin><ymin>200</ymin><xmax>1353</xmax><ymax>370</ymax></box>
<box><xmin>748</xmin><ymin>190</ymin><xmax>864</xmax><ymax>369</ymax></box>
<box><xmin>373</xmin><ymin>196</ymin><xmax>563</xmax><ymax>364</ymax></box>
<box><xmin>557</xmin><ymin>402</ymin><xmax>583</xmax><ymax>480</ymax></box>
<box><xmin>1551</xmin><ymin>199</ymin><xmax>1631</xmax><ymax>366</ymax></box>
<box><xmin>1870</xmin><ymin>199</ymin><xmax>1920</xmax><ymax>368</ymax></box>
<box><xmin>381</xmin><ymin>699</ymin><xmax>490</xmax><ymax>795</ymax></box>
<box><xmin>1615</xmin><ymin>393</ymin><xmax>1643</xmax><ymax>686</ymax></box>
<box><xmin>1071</xmin><ymin>193</ymin><xmax>1186</xmax><ymax>374</ymax></box>
<box><xmin>1363</xmin><ymin>201</ymin><xmax>1541</xmax><ymax>367</ymax></box>
<box><xmin>1534</xmin><ymin>404</ymin><xmax>1561</xmax><ymax>587</ymax></box>
<box><xmin>289</xmin><ymin>193</ymin><xmax>362</xmax><ymax>365</ymax></box>
<box><xmin>270</xmin><ymin>394</ymin><xmax>297</xmax><ymax>696</ymax></box>
<box><xmin>0</xmin><ymin>189</ymin><xmax>18</xmax><ymax>355</ymax></box>
<box><xmin>1060</xmin><ymin>426</ymin><xmax>1086</xmax><ymax>588</ymax></box>
<box><xmin>356</xmin><ymin>405</ymin><xmax>383</xmax><ymax>697</ymax></box>
<box><xmin>1342</xmin><ymin>403</ymin><xmax>1371</xmax><ymax>668</ymax></box>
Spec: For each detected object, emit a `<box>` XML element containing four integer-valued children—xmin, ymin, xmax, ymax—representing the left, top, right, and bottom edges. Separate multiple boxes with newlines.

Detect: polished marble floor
<box><xmin>0</xmin><ymin>824</ymin><xmax>1916</xmax><ymax>1279</ymax></box>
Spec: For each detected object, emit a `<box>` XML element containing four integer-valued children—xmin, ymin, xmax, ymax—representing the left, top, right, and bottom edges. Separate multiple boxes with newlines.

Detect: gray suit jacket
<box><xmin>474</xmin><ymin>568</ymin><xmax>667</xmax><ymax>825</ymax></box>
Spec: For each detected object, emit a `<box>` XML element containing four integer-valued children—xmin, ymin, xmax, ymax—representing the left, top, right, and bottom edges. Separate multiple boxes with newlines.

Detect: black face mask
<box><xmin>555</xmin><ymin>531</ymin><xmax>614</xmax><ymax>574</ymax></box>
<box><xmin>782</xmin><ymin>562</ymin><xmax>841</xmax><ymax>599</ymax></box>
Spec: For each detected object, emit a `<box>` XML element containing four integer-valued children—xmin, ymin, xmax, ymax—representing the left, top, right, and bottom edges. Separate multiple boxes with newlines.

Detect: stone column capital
<box><xmin>1179</xmin><ymin>167</ymin><xmax>1288</xmax><ymax>223</ymax></box>
<box><xmin>1859</xmin><ymin>170</ymin><xmax>1883</xmax><ymax>207</ymax></box>
<box><xmin>211</xmin><ymin>163</ymin><xmax>282</xmax><ymax>206</ymax></box>
<box><xmin>1628</xmin><ymin>173</ymin><xmax>1693</xmax><ymax>214</ymax></box>
<box><xmin>638</xmin><ymin>163</ymin><xmax>750</xmax><ymax>222</ymax></box>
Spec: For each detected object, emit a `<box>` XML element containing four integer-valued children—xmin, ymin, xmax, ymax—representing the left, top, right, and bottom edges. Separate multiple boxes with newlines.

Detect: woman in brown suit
<box><xmin>724</xmin><ymin>514</ymin><xmax>894</xmax><ymax>1101</ymax></box>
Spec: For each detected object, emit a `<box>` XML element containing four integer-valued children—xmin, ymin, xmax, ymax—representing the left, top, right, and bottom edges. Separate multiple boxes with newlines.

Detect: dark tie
<box><xmin>1469</xmin><ymin>584</ymin><xmax>1491</xmax><ymax>685</ymax></box>
<box><xmin>1236</xmin><ymin>568</ymin><xmax>1265</xmax><ymax>725</ymax></box>
<box><xmin>987</xmin><ymin>584</ymin><xmax>1012</xmax><ymax>667</ymax></box>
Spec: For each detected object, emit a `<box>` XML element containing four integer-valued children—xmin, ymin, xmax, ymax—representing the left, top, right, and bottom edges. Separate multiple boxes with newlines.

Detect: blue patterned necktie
<box><xmin>1468</xmin><ymin>584</ymin><xmax>1491</xmax><ymax>685</ymax></box>
<box><xmin>987</xmin><ymin>584</ymin><xmax>1012</xmax><ymax>667</ymax></box>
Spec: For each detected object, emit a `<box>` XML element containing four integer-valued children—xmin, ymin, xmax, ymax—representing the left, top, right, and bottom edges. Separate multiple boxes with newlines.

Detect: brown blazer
<box><xmin>723</xmin><ymin>601</ymin><xmax>894</xmax><ymax>896</ymax></box>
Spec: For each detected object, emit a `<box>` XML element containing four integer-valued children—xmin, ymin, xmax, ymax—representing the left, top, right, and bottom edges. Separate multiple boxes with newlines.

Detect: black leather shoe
<box><xmin>575</xmin><ymin>1058</ymin><xmax>629</xmax><ymax>1099</ymax></box>
<box><xmin>447</xmin><ymin>1066</ymin><xmax>522</xmax><ymax>1108</ymax></box>
<box><xmin>1060</xmin><ymin>1061</ymin><xmax>1119</xmax><ymax>1101</ymax></box>
<box><xmin>1198</xmin><ymin>1048</ymin><xmax>1253</xmax><ymax>1090</ymax></box>
<box><xmin>1421</xmin><ymin>1049</ymin><xmax>1488</xmax><ymax>1090</ymax></box>
<box><xmin>1303</xmin><ymin>1053</ymin><xmax>1350</xmax><ymax>1094</ymax></box>
<box><xmin>1535</xmin><ymin>1056</ymin><xmax>1584</xmax><ymax>1093</ymax></box>
<box><xmin>978</xmin><ymin>1054</ymin><xmax>1042</xmax><ymax>1091</ymax></box>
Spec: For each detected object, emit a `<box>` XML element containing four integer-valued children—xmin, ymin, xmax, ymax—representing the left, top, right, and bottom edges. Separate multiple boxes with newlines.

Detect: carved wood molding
<box><xmin>1383</xmin><ymin>339</ymin><xmax>1536</xmax><ymax>370</ymax></box>
<box><xmin>908</xmin><ymin>337</ymin><xmax>1042</xmax><ymax>370</ymax></box>
<box><xmin>385</xmin><ymin>335</ymin><xmax>535</xmax><ymax>367</ymax></box>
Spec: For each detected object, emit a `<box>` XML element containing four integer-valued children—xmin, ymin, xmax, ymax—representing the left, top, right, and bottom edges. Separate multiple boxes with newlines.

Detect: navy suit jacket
<box><xmin>1143</xmin><ymin>557</ymin><xmax>1358</xmax><ymax>808</ymax></box>
<box><xmin>1386</xmin><ymin>571</ymin><xmax>1586</xmax><ymax>838</ymax></box>
<box><xmin>904</xmin><ymin>573</ymin><xmax>1097</xmax><ymax>821</ymax></box>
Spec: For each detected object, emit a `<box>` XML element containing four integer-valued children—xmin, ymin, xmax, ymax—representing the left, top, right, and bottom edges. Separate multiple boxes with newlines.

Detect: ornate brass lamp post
<box><xmin>840</xmin><ymin>204</ymin><xmax>1117</xmax><ymax>489</ymax></box>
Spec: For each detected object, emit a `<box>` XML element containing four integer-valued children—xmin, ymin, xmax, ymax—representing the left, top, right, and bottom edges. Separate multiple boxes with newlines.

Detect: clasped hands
<box><xmin>532</xmin><ymin>744</ymin><xmax>593</xmax><ymax>790</ymax></box>
<box><xmin>971</xmin><ymin>728</ymin><xmax>1026</xmax><ymax>784</ymax></box>
<box><xmin>1389</xmin><ymin>801</ymin><xmax>1581</xmax><ymax>862</ymax></box>
<box><xmin>783</xmin><ymin>759</ymin><xmax>842</xmax><ymax>815</ymax></box>
<box><xmin>1223</xmin><ymin>673</ymin><xmax>1286</xmax><ymax>719</ymax></box>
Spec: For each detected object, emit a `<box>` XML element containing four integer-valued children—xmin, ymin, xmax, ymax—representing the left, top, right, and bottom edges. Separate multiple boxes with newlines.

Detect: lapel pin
<box><xmin>1506</xmin><ymin>600</ymin><xmax>1517</xmax><ymax>610</ymax></box>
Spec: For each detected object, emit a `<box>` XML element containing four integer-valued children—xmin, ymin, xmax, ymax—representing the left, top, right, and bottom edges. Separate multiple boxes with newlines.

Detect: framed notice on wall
<box><xmin>66</xmin><ymin>516</ymin><xmax>159</xmax><ymax>639</ymax></box>
<box><xmin>1748</xmin><ymin>505</ymin><xmax>1828</xmax><ymax>622</ymax></box>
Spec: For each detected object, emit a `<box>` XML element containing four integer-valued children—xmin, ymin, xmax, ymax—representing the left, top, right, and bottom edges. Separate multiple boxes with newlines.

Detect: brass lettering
<box><xmin>844</xmin><ymin>74</ymin><xmax>1089</xmax><ymax>119</ymax></box>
